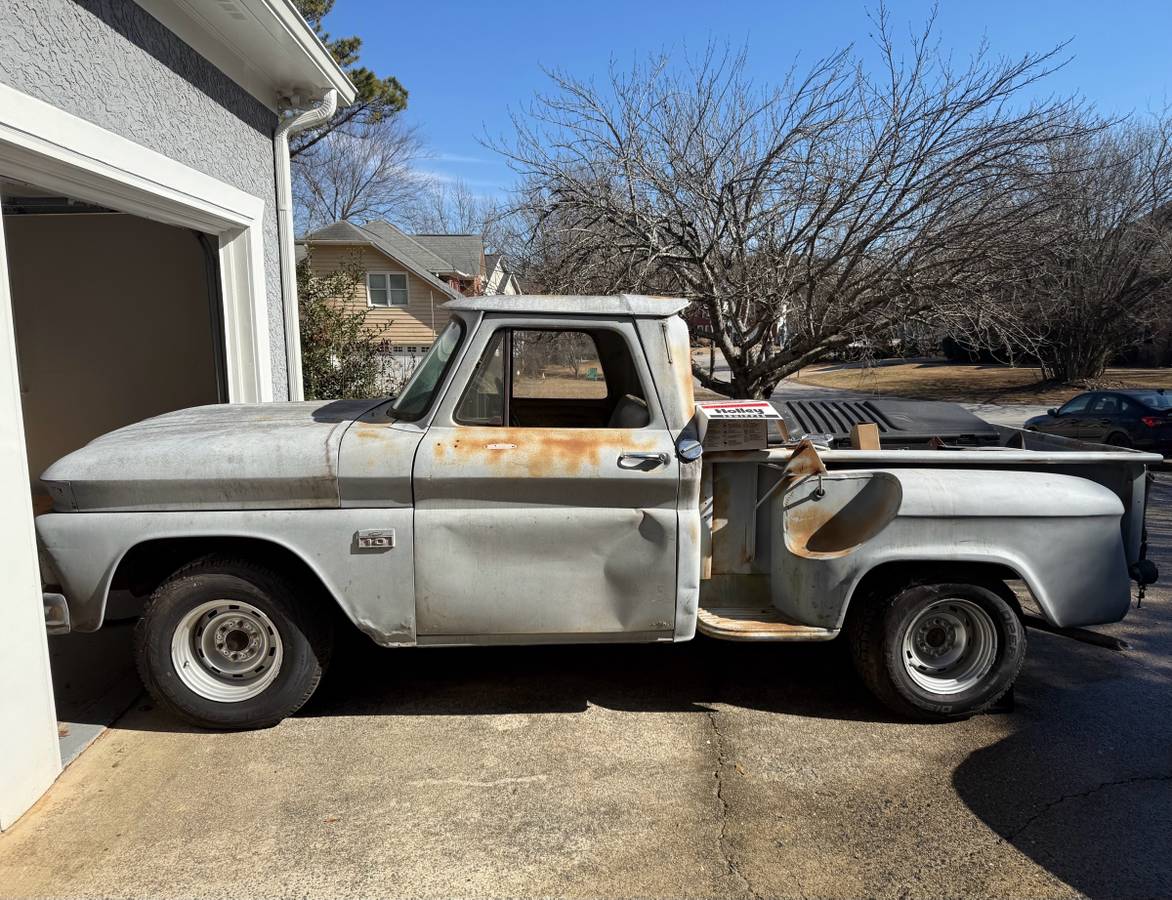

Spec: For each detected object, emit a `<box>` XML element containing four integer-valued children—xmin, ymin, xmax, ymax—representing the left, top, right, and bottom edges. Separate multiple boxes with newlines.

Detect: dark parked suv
<box><xmin>1024</xmin><ymin>389</ymin><xmax>1172</xmax><ymax>455</ymax></box>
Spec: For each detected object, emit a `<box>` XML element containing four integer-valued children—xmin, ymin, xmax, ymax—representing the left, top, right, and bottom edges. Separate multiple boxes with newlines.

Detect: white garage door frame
<box><xmin>0</xmin><ymin>83</ymin><xmax>275</xmax><ymax>828</ymax></box>
<box><xmin>0</xmin><ymin>83</ymin><xmax>274</xmax><ymax>403</ymax></box>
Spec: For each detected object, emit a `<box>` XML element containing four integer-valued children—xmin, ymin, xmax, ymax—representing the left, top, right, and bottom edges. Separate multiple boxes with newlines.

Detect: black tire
<box><xmin>848</xmin><ymin>581</ymin><xmax>1025</xmax><ymax>720</ymax></box>
<box><xmin>134</xmin><ymin>556</ymin><xmax>333</xmax><ymax>730</ymax></box>
<box><xmin>1106</xmin><ymin>432</ymin><xmax>1132</xmax><ymax>448</ymax></box>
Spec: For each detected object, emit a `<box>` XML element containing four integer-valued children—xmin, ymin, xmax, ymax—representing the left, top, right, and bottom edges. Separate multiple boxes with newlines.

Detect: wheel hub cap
<box><xmin>901</xmin><ymin>598</ymin><xmax>998</xmax><ymax>695</ymax></box>
<box><xmin>171</xmin><ymin>601</ymin><xmax>284</xmax><ymax>703</ymax></box>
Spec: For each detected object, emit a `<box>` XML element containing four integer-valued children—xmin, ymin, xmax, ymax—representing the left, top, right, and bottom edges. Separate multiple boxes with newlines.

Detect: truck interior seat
<box><xmin>609</xmin><ymin>394</ymin><xmax>650</xmax><ymax>428</ymax></box>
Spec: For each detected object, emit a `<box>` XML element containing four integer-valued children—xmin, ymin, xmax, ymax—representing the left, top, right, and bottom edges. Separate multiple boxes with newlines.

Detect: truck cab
<box><xmin>338</xmin><ymin>294</ymin><xmax>701</xmax><ymax>644</ymax></box>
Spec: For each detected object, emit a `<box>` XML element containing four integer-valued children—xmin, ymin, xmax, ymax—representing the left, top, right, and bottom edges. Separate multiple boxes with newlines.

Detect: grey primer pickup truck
<box><xmin>37</xmin><ymin>295</ymin><xmax>1160</xmax><ymax>729</ymax></box>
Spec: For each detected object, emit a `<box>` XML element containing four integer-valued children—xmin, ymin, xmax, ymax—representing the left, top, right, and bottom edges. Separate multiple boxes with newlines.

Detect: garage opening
<box><xmin>3</xmin><ymin>178</ymin><xmax>226</xmax><ymax>506</ymax></box>
<box><xmin>1</xmin><ymin>177</ymin><xmax>227</xmax><ymax>759</ymax></box>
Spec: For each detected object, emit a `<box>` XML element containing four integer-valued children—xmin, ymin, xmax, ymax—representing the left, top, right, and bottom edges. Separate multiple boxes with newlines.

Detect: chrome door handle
<box><xmin>618</xmin><ymin>451</ymin><xmax>670</xmax><ymax>468</ymax></box>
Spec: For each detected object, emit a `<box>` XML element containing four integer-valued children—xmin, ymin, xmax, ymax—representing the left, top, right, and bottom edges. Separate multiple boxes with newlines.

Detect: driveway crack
<box><xmin>707</xmin><ymin>707</ymin><xmax>766</xmax><ymax>900</ymax></box>
<box><xmin>1006</xmin><ymin>774</ymin><xmax>1172</xmax><ymax>843</ymax></box>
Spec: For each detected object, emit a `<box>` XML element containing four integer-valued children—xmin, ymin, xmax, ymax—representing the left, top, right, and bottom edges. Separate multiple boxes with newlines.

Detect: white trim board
<box><xmin>0</xmin><ymin>83</ymin><xmax>274</xmax><ymax>402</ymax></box>
<box><xmin>0</xmin><ymin>196</ymin><xmax>61</xmax><ymax>830</ymax></box>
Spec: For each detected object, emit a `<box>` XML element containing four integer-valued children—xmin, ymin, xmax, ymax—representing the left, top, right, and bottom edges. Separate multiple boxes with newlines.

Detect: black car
<box><xmin>1024</xmin><ymin>389</ymin><xmax>1172</xmax><ymax>453</ymax></box>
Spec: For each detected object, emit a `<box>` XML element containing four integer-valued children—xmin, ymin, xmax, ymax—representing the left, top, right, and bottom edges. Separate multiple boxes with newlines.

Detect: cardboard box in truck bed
<box><xmin>695</xmin><ymin>400</ymin><xmax>786</xmax><ymax>451</ymax></box>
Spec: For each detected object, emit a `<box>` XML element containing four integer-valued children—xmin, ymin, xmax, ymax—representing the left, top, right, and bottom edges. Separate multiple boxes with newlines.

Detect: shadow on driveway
<box><xmin>953</xmin><ymin>623</ymin><xmax>1172</xmax><ymax>900</ymax></box>
<box><xmin>951</xmin><ymin>477</ymin><xmax>1172</xmax><ymax>899</ymax></box>
<box><xmin>126</xmin><ymin>632</ymin><xmax>895</xmax><ymax>729</ymax></box>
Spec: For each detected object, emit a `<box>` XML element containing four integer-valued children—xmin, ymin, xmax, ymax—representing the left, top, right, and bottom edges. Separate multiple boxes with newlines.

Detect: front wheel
<box><xmin>134</xmin><ymin>557</ymin><xmax>333</xmax><ymax>729</ymax></box>
<box><xmin>849</xmin><ymin>582</ymin><xmax>1025</xmax><ymax>720</ymax></box>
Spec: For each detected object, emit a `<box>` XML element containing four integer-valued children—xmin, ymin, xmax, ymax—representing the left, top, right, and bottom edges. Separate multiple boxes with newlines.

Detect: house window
<box><xmin>368</xmin><ymin>272</ymin><xmax>408</xmax><ymax>307</ymax></box>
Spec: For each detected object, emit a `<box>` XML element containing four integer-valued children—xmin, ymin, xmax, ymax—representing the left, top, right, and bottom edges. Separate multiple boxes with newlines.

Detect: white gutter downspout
<box><xmin>274</xmin><ymin>89</ymin><xmax>338</xmax><ymax>401</ymax></box>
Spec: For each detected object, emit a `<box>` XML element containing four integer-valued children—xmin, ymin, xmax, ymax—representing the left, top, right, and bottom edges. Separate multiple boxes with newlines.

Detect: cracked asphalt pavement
<box><xmin>1</xmin><ymin>479</ymin><xmax>1170</xmax><ymax>899</ymax></box>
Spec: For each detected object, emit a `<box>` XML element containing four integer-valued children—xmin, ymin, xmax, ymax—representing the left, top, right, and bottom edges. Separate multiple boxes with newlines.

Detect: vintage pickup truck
<box><xmin>36</xmin><ymin>295</ymin><xmax>1160</xmax><ymax>729</ymax></box>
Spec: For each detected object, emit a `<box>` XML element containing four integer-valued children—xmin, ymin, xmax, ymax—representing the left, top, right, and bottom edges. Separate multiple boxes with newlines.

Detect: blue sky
<box><xmin>321</xmin><ymin>0</ymin><xmax>1171</xmax><ymax>199</ymax></box>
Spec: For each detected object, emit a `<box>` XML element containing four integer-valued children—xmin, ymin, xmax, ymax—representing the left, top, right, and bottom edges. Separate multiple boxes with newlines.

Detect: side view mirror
<box><xmin>1048</xmin><ymin>408</ymin><xmax>1059</xmax><ymax>417</ymax></box>
<box><xmin>677</xmin><ymin>438</ymin><xmax>703</xmax><ymax>462</ymax></box>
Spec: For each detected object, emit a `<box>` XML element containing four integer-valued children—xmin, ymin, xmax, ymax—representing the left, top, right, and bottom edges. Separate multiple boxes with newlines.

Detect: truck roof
<box><xmin>443</xmin><ymin>293</ymin><xmax>689</xmax><ymax>317</ymax></box>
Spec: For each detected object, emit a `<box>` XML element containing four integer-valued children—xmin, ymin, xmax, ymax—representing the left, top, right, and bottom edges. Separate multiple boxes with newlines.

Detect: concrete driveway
<box><xmin>1</xmin><ymin>477</ymin><xmax>1170</xmax><ymax>899</ymax></box>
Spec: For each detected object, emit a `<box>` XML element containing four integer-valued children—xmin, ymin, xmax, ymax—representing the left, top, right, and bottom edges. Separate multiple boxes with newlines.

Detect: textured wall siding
<box><xmin>307</xmin><ymin>245</ymin><xmax>450</xmax><ymax>346</ymax></box>
<box><xmin>0</xmin><ymin>0</ymin><xmax>288</xmax><ymax>398</ymax></box>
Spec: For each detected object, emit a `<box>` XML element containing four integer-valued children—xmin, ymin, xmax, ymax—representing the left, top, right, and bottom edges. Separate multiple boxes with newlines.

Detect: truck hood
<box><xmin>41</xmin><ymin>399</ymin><xmax>389</xmax><ymax>511</ymax></box>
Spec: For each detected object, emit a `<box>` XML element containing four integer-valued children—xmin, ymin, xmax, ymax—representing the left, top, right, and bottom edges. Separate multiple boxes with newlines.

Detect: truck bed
<box><xmin>696</xmin><ymin>424</ymin><xmax>1160</xmax><ymax>640</ymax></box>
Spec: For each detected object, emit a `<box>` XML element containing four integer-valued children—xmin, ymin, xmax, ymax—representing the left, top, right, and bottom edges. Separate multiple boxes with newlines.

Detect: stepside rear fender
<box><xmin>773</xmin><ymin>468</ymin><xmax>1130</xmax><ymax>630</ymax></box>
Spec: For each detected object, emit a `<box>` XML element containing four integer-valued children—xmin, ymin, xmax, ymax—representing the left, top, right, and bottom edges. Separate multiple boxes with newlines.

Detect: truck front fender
<box><xmin>35</xmin><ymin>508</ymin><xmax>417</xmax><ymax>645</ymax></box>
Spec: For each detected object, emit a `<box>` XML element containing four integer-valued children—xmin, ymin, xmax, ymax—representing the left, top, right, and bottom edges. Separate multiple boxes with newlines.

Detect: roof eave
<box><xmin>258</xmin><ymin>0</ymin><xmax>357</xmax><ymax>104</ymax></box>
<box><xmin>133</xmin><ymin>0</ymin><xmax>357</xmax><ymax>110</ymax></box>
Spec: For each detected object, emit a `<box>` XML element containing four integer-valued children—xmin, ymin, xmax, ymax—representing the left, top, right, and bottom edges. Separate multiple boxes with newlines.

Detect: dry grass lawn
<box><xmin>795</xmin><ymin>360</ymin><xmax>1172</xmax><ymax>404</ymax></box>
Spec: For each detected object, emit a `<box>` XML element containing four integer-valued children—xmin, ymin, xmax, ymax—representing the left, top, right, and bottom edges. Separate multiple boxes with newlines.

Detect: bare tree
<box><xmin>293</xmin><ymin>118</ymin><xmax>427</xmax><ymax>231</ymax></box>
<box><xmin>289</xmin><ymin>1</ymin><xmax>408</xmax><ymax>160</ymax></box>
<box><xmin>401</xmin><ymin>177</ymin><xmax>511</xmax><ymax>252</ymax></box>
<box><xmin>987</xmin><ymin>118</ymin><xmax>1172</xmax><ymax>382</ymax></box>
<box><xmin>496</xmin><ymin>11</ymin><xmax>1085</xmax><ymax>398</ymax></box>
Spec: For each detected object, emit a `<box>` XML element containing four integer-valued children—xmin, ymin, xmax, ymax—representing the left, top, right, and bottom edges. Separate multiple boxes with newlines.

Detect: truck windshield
<box><xmin>388</xmin><ymin>318</ymin><xmax>464</xmax><ymax>421</ymax></box>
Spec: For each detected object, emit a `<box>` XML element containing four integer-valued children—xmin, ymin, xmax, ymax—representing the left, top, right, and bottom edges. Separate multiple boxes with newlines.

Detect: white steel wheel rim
<box><xmin>901</xmin><ymin>598</ymin><xmax>998</xmax><ymax>695</ymax></box>
<box><xmin>171</xmin><ymin>600</ymin><xmax>284</xmax><ymax>702</ymax></box>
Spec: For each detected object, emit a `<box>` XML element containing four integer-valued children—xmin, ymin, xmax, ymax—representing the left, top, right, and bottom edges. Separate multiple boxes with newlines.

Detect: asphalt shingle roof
<box><xmin>361</xmin><ymin>221</ymin><xmax>452</xmax><ymax>274</ymax></box>
<box><xmin>411</xmin><ymin>234</ymin><xmax>484</xmax><ymax>279</ymax></box>
<box><xmin>299</xmin><ymin>220</ymin><xmax>458</xmax><ymax>297</ymax></box>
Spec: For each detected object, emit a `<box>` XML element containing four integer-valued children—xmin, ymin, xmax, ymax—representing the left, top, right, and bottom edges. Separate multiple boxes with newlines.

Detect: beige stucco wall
<box><xmin>306</xmin><ymin>244</ymin><xmax>451</xmax><ymax>347</ymax></box>
<box><xmin>5</xmin><ymin>213</ymin><xmax>219</xmax><ymax>495</ymax></box>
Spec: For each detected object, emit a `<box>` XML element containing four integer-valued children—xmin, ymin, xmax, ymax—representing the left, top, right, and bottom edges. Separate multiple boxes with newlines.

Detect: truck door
<box><xmin>412</xmin><ymin>316</ymin><xmax>680</xmax><ymax>640</ymax></box>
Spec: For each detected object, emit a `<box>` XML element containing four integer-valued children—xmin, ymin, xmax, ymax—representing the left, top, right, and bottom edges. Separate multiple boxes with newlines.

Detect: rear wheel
<box><xmin>849</xmin><ymin>582</ymin><xmax>1025</xmax><ymax>720</ymax></box>
<box><xmin>134</xmin><ymin>557</ymin><xmax>333</xmax><ymax>729</ymax></box>
<box><xmin>1105</xmin><ymin>432</ymin><xmax>1132</xmax><ymax>448</ymax></box>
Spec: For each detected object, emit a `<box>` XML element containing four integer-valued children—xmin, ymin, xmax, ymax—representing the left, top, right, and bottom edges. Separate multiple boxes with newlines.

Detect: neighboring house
<box><xmin>0</xmin><ymin>0</ymin><xmax>354</xmax><ymax>829</ymax></box>
<box><xmin>484</xmin><ymin>253</ymin><xmax>523</xmax><ymax>295</ymax></box>
<box><xmin>299</xmin><ymin>219</ymin><xmax>523</xmax><ymax>358</ymax></box>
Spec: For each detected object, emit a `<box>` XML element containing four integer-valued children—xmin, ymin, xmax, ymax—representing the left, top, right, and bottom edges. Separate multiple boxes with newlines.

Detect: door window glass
<box><xmin>1090</xmin><ymin>394</ymin><xmax>1120</xmax><ymax>414</ymax></box>
<box><xmin>512</xmin><ymin>331</ymin><xmax>607</xmax><ymax>399</ymax></box>
<box><xmin>454</xmin><ymin>328</ymin><xmax>649</xmax><ymax>428</ymax></box>
<box><xmin>455</xmin><ymin>331</ymin><xmax>506</xmax><ymax>425</ymax></box>
<box><xmin>1058</xmin><ymin>394</ymin><xmax>1092</xmax><ymax>415</ymax></box>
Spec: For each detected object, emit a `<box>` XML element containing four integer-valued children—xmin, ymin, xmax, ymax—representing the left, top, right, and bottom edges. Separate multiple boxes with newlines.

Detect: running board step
<box><xmin>697</xmin><ymin>606</ymin><xmax>838</xmax><ymax>642</ymax></box>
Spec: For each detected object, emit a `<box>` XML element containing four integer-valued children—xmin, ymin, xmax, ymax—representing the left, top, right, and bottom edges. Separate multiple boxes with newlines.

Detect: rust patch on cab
<box><xmin>433</xmin><ymin>427</ymin><xmax>661</xmax><ymax>478</ymax></box>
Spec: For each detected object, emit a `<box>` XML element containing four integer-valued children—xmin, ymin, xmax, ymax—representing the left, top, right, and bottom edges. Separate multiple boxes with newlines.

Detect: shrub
<box><xmin>298</xmin><ymin>252</ymin><xmax>401</xmax><ymax>400</ymax></box>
